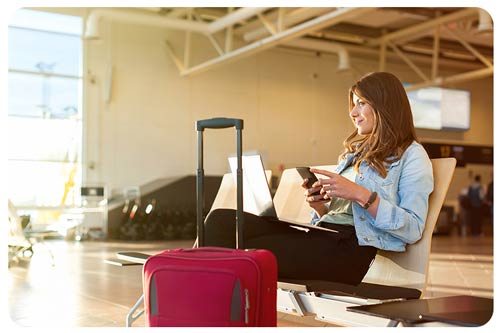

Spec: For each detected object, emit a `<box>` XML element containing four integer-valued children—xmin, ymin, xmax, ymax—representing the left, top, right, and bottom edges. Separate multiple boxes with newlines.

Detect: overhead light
<box><xmin>475</xmin><ymin>8</ymin><xmax>493</xmax><ymax>35</ymax></box>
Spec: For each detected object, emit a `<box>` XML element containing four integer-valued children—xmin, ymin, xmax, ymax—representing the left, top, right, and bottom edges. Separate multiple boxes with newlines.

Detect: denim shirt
<box><xmin>312</xmin><ymin>141</ymin><xmax>434</xmax><ymax>252</ymax></box>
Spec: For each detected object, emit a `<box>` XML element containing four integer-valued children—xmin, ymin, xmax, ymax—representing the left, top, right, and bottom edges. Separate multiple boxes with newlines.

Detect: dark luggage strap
<box><xmin>278</xmin><ymin>279</ymin><xmax>421</xmax><ymax>300</ymax></box>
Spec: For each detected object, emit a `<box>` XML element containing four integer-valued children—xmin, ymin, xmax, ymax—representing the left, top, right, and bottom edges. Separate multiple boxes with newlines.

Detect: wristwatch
<box><xmin>362</xmin><ymin>191</ymin><xmax>378</xmax><ymax>209</ymax></box>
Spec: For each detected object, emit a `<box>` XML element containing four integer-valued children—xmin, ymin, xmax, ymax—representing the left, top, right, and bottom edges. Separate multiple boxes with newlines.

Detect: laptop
<box><xmin>228</xmin><ymin>154</ymin><xmax>337</xmax><ymax>233</ymax></box>
<box><xmin>228</xmin><ymin>154</ymin><xmax>277</xmax><ymax>218</ymax></box>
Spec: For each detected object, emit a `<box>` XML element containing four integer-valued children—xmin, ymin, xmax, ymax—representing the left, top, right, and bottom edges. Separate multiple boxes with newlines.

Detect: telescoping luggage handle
<box><xmin>196</xmin><ymin>117</ymin><xmax>244</xmax><ymax>249</ymax></box>
<box><xmin>196</xmin><ymin>118</ymin><xmax>243</xmax><ymax>131</ymax></box>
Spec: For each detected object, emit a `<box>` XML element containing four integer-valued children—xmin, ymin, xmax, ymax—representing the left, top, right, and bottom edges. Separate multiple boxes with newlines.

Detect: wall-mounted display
<box><xmin>407</xmin><ymin>87</ymin><xmax>470</xmax><ymax>131</ymax></box>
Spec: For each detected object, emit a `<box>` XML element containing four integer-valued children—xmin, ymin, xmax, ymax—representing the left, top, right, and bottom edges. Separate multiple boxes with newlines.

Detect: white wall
<box><xmin>83</xmin><ymin>14</ymin><xmax>494</xmax><ymax>203</ymax></box>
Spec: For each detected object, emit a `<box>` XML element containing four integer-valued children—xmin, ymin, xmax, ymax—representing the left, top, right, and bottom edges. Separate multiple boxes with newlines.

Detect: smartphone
<box><xmin>295</xmin><ymin>167</ymin><xmax>319</xmax><ymax>189</ymax></box>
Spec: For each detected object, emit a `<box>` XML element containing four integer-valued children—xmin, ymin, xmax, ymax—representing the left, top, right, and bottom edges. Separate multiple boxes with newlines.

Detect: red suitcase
<box><xmin>142</xmin><ymin>118</ymin><xmax>277</xmax><ymax>327</ymax></box>
<box><xmin>143</xmin><ymin>247</ymin><xmax>277</xmax><ymax>326</ymax></box>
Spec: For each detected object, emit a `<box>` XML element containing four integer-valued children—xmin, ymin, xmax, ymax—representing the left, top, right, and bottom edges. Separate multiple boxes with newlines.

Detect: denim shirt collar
<box><xmin>335</xmin><ymin>153</ymin><xmax>357</xmax><ymax>174</ymax></box>
<box><xmin>336</xmin><ymin>152</ymin><xmax>402</xmax><ymax>174</ymax></box>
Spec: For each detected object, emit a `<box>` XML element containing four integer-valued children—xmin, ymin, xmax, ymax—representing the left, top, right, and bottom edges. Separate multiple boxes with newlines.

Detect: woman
<box><xmin>204</xmin><ymin>72</ymin><xmax>433</xmax><ymax>285</ymax></box>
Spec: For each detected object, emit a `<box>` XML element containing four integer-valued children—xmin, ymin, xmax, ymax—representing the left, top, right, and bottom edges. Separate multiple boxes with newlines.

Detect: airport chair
<box><xmin>7</xmin><ymin>200</ymin><xmax>58</xmax><ymax>266</ymax></box>
<box><xmin>209</xmin><ymin>173</ymin><xmax>241</xmax><ymax>211</ymax></box>
<box><xmin>273</xmin><ymin>158</ymin><xmax>456</xmax><ymax>326</ymax></box>
<box><xmin>8</xmin><ymin>200</ymin><xmax>34</xmax><ymax>265</ymax></box>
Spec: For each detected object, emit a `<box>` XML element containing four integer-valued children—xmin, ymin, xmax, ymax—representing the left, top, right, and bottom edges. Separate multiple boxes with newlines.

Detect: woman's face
<box><xmin>350</xmin><ymin>92</ymin><xmax>375</xmax><ymax>135</ymax></box>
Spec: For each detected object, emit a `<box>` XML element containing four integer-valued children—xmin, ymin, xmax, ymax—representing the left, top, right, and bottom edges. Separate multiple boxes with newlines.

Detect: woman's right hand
<box><xmin>301</xmin><ymin>179</ymin><xmax>329</xmax><ymax>216</ymax></box>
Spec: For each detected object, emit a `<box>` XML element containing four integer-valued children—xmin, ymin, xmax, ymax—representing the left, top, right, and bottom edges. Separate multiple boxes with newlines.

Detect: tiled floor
<box><xmin>6</xmin><ymin>233</ymin><xmax>494</xmax><ymax>328</ymax></box>
<box><xmin>426</xmin><ymin>234</ymin><xmax>494</xmax><ymax>299</ymax></box>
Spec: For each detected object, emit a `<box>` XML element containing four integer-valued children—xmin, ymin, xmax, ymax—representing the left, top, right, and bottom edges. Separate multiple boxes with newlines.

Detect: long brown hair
<box><xmin>340</xmin><ymin>72</ymin><xmax>418</xmax><ymax>178</ymax></box>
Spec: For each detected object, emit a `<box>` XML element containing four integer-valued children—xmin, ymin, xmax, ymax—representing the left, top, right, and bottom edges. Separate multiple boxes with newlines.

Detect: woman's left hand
<box><xmin>309</xmin><ymin>168</ymin><xmax>365</xmax><ymax>202</ymax></box>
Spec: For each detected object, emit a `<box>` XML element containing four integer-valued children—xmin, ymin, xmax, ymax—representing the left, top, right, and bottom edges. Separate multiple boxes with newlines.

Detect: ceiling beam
<box><xmin>405</xmin><ymin>67</ymin><xmax>493</xmax><ymax>91</ymax></box>
<box><xmin>387</xmin><ymin>41</ymin><xmax>429</xmax><ymax>81</ymax></box>
<box><xmin>319</xmin><ymin>43</ymin><xmax>487</xmax><ymax>71</ymax></box>
<box><xmin>84</xmin><ymin>7</ymin><xmax>271</xmax><ymax>39</ymax></box>
<box><xmin>241</xmin><ymin>7</ymin><xmax>335</xmax><ymax>41</ymax></box>
<box><xmin>370</xmin><ymin>8</ymin><xmax>478</xmax><ymax>46</ymax></box>
<box><xmin>441</xmin><ymin>25</ymin><xmax>493</xmax><ymax>68</ymax></box>
<box><xmin>206</xmin><ymin>7</ymin><xmax>272</xmax><ymax>34</ymax></box>
<box><xmin>178</xmin><ymin>7</ymin><xmax>375</xmax><ymax>77</ymax></box>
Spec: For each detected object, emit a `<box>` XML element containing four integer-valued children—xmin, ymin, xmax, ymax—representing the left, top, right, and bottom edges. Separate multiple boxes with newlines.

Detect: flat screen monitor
<box><xmin>406</xmin><ymin>87</ymin><xmax>470</xmax><ymax>131</ymax></box>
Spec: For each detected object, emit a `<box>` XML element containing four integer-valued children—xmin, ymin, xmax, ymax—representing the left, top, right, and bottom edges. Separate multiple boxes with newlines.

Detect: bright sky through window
<box><xmin>9</xmin><ymin>8</ymin><xmax>82</xmax><ymax>35</ymax></box>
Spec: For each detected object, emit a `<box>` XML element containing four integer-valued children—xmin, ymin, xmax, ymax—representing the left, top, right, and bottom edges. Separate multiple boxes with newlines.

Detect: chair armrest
<box><xmin>116</xmin><ymin>251</ymin><xmax>151</xmax><ymax>264</ymax></box>
<box><xmin>104</xmin><ymin>258</ymin><xmax>143</xmax><ymax>266</ymax></box>
<box><xmin>278</xmin><ymin>278</ymin><xmax>421</xmax><ymax>300</ymax></box>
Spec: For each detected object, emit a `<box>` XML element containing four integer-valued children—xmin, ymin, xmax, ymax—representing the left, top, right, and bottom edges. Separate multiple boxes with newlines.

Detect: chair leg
<box><xmin>126</xmin><ymin>294</ymin><xmax>145</xmax><ymax>327</ymax></box>
<box><xmin>33</xmin><ymin>236</ymin><xmax>55</xmax><ymax>266</ymax></box>
<box><xmin>288</xmin><ymin>290</ymin><xmax>306</xmax><ymax>316</ymax></box>
<box><xmin>387</xmin><ymin>319</ymin><xmax>401</xmax><ymax>327</ymax></box>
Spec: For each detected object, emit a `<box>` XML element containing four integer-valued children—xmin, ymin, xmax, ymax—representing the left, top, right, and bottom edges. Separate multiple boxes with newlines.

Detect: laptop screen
<box><xmin>228</xmin><ymin>155</ymin><xmax>277</xmax><ymax>217</ymax></box>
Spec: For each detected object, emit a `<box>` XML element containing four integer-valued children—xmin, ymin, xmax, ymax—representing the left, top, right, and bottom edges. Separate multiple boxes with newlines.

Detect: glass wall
<box><xmin>8</xmin><ymin>9</ymin><xmax>83</xmax><ymax>210</ymax></box>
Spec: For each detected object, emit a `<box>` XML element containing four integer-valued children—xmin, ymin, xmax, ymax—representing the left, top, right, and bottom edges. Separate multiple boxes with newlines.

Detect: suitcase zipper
<box><xmin>244</xmin><ymin>288</ymin><xmax>250</xmax><ymax>324</ymax></box>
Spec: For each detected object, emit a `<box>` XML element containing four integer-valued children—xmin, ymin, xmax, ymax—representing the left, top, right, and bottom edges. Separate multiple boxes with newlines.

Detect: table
<box><xmin>347</xmin><ymin>295</ymin><xmax>493</xmax><ymax>327</ymax></box>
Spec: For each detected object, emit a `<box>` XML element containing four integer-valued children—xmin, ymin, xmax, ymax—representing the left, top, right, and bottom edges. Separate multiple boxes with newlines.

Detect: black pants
<box><xmin>469</xmin><ymin>206</ymin><xmax>483</xmax><ymax>235</ymax></box>
<box><xmin>204</xmin><ymin>209</ymin><xmax>377</xmax><ymax>285</ymax></box>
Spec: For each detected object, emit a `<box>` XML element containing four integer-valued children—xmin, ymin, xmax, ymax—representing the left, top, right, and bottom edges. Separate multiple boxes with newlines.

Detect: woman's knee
<box><xmin>204</xmin><ymin>209</ymin><xmax>237</xmax><ymax>247</ymax></box>
<box><xmin>205</xmin><ymin>209</ymin><xmax>236</xmax><ymax>226</ymax></box>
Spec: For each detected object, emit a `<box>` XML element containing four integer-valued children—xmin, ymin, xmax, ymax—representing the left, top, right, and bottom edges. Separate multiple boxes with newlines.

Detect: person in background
<box><xmin>467</xmin><ymin>175</ymin><xmax>484</xmax><ymax>236</ymax></box>
<box><xmin>458</xmin><ymin>187</ymin><xmax>471</xmax><ymax>237</ymax></box>
<box><xmin>204</xmin><ymin>72</ymin><xmax>434</xmax><ymax>285</ymax></box>
<box><xmin>485</xmin><ymin>179</ymin><xmax>493</xmax><ymax>221</ymax></box>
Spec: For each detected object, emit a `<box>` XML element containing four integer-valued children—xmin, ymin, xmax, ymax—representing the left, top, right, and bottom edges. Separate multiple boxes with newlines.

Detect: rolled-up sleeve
<box><xmin>370</xmin><ymin>147</ymin><xmax>434</xmax><ymax>244</ymax></box>
<box><xmin>310</xmin><ymin>210</ymin><xmax>321</xmax><ymax>225</ymax></box>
